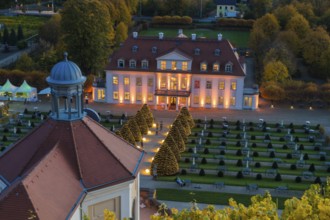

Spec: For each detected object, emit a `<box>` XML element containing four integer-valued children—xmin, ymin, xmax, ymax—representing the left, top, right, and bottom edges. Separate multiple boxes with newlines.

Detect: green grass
<box><xmin>156</xmin><ymin>188</ymin><xmax>288</xmax><ymax>209</ymax></box>
<box><xmin>139</xmin><ymin>27</ymin><xmax>250</xmax><ymax>47</ymax></box>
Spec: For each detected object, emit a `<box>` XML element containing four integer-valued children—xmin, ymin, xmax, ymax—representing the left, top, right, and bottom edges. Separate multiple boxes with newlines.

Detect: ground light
<box><xmin>144</xmin><ymin>169</ymin><xmax>150</xmax><ymax>175</ymax></box>
<box><xmin>290</xmin><ymin>105</ymin><xmax>294</xmax><ymax>109</ymax></box>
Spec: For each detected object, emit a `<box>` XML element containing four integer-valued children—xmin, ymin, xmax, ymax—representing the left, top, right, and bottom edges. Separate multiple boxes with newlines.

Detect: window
<box><xmin>214</xmin><ymin>49</ymin><xmax>221</xmax><ymax>56</ymax></box>
<box><xmin>113</xmin><ymin>91</ymin><xmax>118</xmax><ymax>100</ymax></box>
<box><xmin>213</xmin><ymin>63</ymin><xmax>219</xmax><ymax>72</ymax></box>
<box><xmin>136</xmin><ymin>93</ymin><xmax>142</xmax><ymax>101</ymax></box>
<box><xmin>218</xmin><ymin>81</ymin><xmax>225</xmax><ymax>90</ymax></box>
<box><xmin>218</xmin><ymin>96</ymin><xmax>224</xmax><ymax>105</ymax></box>
<box><xmin>124</xmin><ymin>92</ymin><xmax>130</xmax><ymax>100</ymax></box>
<box><xmin>148</xmin><ymin>78</ymin><xmax>153</xmax><ymax>87</ymax></box>
<box><xmin>194</xmin><ymin>80</ymin><xmax>200</xmax><ymax>89</ymax></box>
<box><xmin>219</xmin><ymin>6</ymin><xmax>222</xmax><ymax>9</ymax></box>
<box><xmin>141</xmin><ymin>60</ymin><xmax>148</xmax><ymax>69</ymax></box>
<box><xmin>152</xmin><ymin>46</ymin><xmax>157</xmax><ymax>53</ymax></box>
<box><xmin>132</xmin><ymin>45</ymin><xmax>138</xmax><ymax>52</ymax></box>
<box><xmin>118</xmin><ymin>59</ymin><xmax>124</xmax><ymax>68</ymax></box>
<box><xmin>171</xmin><ymin>61</ymin><xmax>177</xmax><ymax>70</ymax></box>
<box><xmin>201</xmin><ymin>63</ymin><xmax>207</xmax><ymax>71</ymax></box>
<box><xmin>161</xmin><ymin>61</ymin><xmax>166</xmax><ymax>70</ymax></box>
<box><xmin>206</xmin><ymin>96</ymin><xmax>211</xmax><ymax>105</ymax></box>
<box><xmin>230</xmin><ymin>97</ymin><xmax>236</xmax><ymax>106</ymax></box>
<box><xmin>194</xmin><ymin>48</ymin><xmax>200</xmax><ymax>55</ymax></box>
<box><xmin>230</xmin><ymin>6</ymin><xmax>233</xmax><ymax>10</ymax></box>
<box><xmin>181</xmin><ymin>77</ymin><xmax>187</xmax><ymax>89</ymax></box>
<box><xmin>136</xmin><ymin>77</ymin><xmax>142</xmax><ymax>86</ymax></box>
<box><xmin>97</xmin><ymin>89</ymin><xmax>105</xmax><ymax>100</ymax></box>
<box><xmin>160</xmin><ymin>76</ymin><xmax>167</xmax><ymax>88</ymax></box>
<box><xmin>225</xmin><ymin>63</ymin><xmax>233</xmax><ymax>72</ymax></box>
<box><xmin>244</xmin><ymin>96</ymin><xmax>252</xmax><ymax>107</ymax></box>
<box><xmin>182</xmin><ymin>61</ymin><xmax>188</xmax><ymax>71</ymax></box>
<box><xmin>148</xmin><ymin>94</ymin><xmax>153</xmax><ymax>102</ymax></box>
<box><xmin>124</xmin><ymin>77</ymin><xmax>130</xmax><ymax>85</ymax></box>
<box><xmin>88</xmin><ymin>197</ymin><xmax>120</xmax><ymax>220</ymax></box>
<box><xmin>193</xmin><ymin>95</ymin><xmax>199</xmax><ymax>104</ymax></box>
<box><xmin>129</xmin><ymin>60</ymin><xmax>136</xmax><ymax>68</ymax></box>
<box><xmin>112</xmin><ymin>76</ymin><xmax>118</xmax><ymax>85</ymax></box>
<box><xmin>231</xmin><ymin>81</ymin><xmax>237</xmax><ymax>90</ymax></box>
<box><xmin>206</xmin><ymin>81</ymin><xmax>212</xmax><ymax>89</ymax></box>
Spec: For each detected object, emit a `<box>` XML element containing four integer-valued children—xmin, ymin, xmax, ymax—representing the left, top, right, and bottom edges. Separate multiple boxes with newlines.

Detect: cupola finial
<box><xmin>64</xmin><ymin>52</ymin><xmax>68</xmax><ymax>61</ymax></box>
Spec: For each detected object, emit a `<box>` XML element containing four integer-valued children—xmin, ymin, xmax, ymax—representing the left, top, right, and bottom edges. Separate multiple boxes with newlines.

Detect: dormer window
<box><xmin>214</xmin><ymin>49</ymin><xmax>221</xmax><ymax>56</ymax></box>
<box><xmin>194</xmin><ymin>48</ymin><xmax>200</xmax><ymax>55</ymax></box>
<box><xmin>200</xmin><ymin>62</ymin><xmax>207</xmax><ymax>71</ymax></box>
<box><xmin>132</xmin><ymin>45</ymin><xmax>138</xmax><ymax>52</ymax></box>
<box><xmin>152</xmin><ymin>46</ymin><xmax>157</xmax><ymax>54</ymax></box>
<box><xmin>171</xmin><ymin>61</ymin><xmax>177</xmax><ymax>70</ymax></box>
<box><xmin>141</xmin><ymin>59</ymin><xmax>148</xmax><ymax>69</ymax></box>
<box><xmin>213</xmin><ymin>63</ymin><xmax>219</xmax><ymax>72</ymax></box>
<box><xmin>118</xmin><ymin>59</ymin><xmax>125</xmax><ymax>68</ymax></box>
<box><xmin>225</xmin><ymin>63</ymin><xmax>233</xmax><ymax>72</ymax></box>
<box><xmin>129</xmin><ymin>59</ymin><xmax>136</xmax><ymax>68</ymax></box>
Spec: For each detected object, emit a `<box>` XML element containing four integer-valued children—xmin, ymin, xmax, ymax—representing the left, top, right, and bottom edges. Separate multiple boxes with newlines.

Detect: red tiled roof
<box><xmin>0</xmin><ymin>117</ymin><xmax>145</xmax><ymax>219</ymax></box>
<box><xmin>106</xmin><ymin>35</ymin><xmax>245</xmax><ymax>77</ymax></box>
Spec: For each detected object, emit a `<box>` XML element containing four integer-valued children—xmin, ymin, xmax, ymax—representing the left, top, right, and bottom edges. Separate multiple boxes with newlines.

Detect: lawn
<box><xmin>156</xmin><ymin>188</ymin><xmax>288</xmax><ymax>209</ymax></box>
<box><xmin>139</xmin><ymin>27</ymin><xmax>250</xmax><ymax>48</ymax></box>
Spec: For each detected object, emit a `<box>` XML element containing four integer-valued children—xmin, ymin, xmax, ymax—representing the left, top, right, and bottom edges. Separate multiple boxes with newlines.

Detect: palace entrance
<box><xmin>169</xmin><ymin>97</ymin><xmax>177</xmax><ymax>110</ymax></box>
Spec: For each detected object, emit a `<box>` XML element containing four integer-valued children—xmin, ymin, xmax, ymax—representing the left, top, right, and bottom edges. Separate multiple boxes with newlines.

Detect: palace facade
<box><xmin>93</xmin><ymin>31</ymin><xmax>258</xmax><ymax>110</ymax></box>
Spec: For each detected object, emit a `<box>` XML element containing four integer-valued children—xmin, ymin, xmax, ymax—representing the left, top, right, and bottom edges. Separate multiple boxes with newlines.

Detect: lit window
<box><xmin>124</xmin><ymin>92</ymin><xmax>130</xmax><ymax>100</ymax></box>
<box><xmin>194</xmin><ymin>80</ymin><xmax>200</xmax><ymax>89</ymax></box>
<box><xmin>148</xmin><ymin>78</ymin><xmax>153</xmax><ymax>87</ymax></box>
<box><xmin>206</xmin><ymin>81</ymin><xmax>212</xmax><ymax>89</ymax></box>
<box><xmin>194</xmin><ymin>48</ymin><xmax>200</xmax><ymax>55</ymax></box>
<box><xmin>124</xmin><ymin>77</ymin><xmax>130</xmax><ymax>85</ymax></box>
<box><xmin>182</xmin><ymin>61</ymin><xmax>188</xmax><ymax>71</ymax></box>
<box><xmin>181</xmin><ymin>77</ymin><xmax>187</xmax><ymax>89</ymax></box>
<box><xmin>118</xmin><ymin>59</ymin><xmax>124</xmax><ymax>68</ymax></box>
<box><xmin>213</xmin><ymin>63</ymin><xmax>219</xmax><ymax>71</ymax></box>
<box><xmin>206</xmin><ymin>96</ymin><xmax>211</xmax><ymax>105</ymax></box>
<box><xmin>97</xmin><ymin>89</ymin><xmax>105</xmax><ymax>100</ymax></box>
<box><xmin>230</xmin><ymin>97</ymin><xmax>236</xmax><ymax>106</ymax></box>
<box><xmin>113</xmin><ymin>91</ymin><xmax>118</xmax><ymax>100</ymax></box>
<box><xmin>214</xmin><ymin>49</ymin><xmax>221</xmax><ymax>56</ymax></box>
<box><xmin>148</xmin><ymin>94</ymin><xmax>153</xmax><ymax>102</ymax></box>
<box><xmin>201</xmin><ymin>63</ymin><xmax>207</xmax><ymax>71</ymax></box>
<box><xmin>161</xmin><ymin>61</ymin><xmax>166</xmax><ymax>70</ymax></box>
<box><xmin>225</xmin><ymin>63</ymin><xmax>233</xmax><ymax>72</ymax></box>
<box><xmin>136</xmin><ymin>77</ymin><xmax>142</xmax><ymax>86</ymax></box>
<box><xmin>193</xmin><ymin>95</ymin><xmax>199</xmax><ymax>104</ymax></box>
<box><xmin>218</xmin><ymin>81</ymin><xmax>225</xmax><ymax>90</ymax></box>
<box><xmin>136</xmin><ymin>93</ymin><xmax>142</xmax><ymax>101</ymax></box>
<box><xmin>171</xmin><ymin>61</ymin><xmax>177</xmax><ymax>70</ymax></box>
<box><xmin>129</xmin><ymin>60</ymin><xmax>136</xmax><ymax>68</ymax></box>
<box><xmin>112</xmin><ymin>76</ymin><xmax>118</xmax><ymax>85</ymax></box>
<box><xmin>218</xmin><ymin>96</ymin><xmax>224</xmax><ymax>105</ymax></box>
<box><xmin>142</xmin><ymin>60</ymin><xmax>148</xmax><ymax>69</ymax></box>
<box><xmin>159</xmin><ymin>96</ymin><xmax>166</xmax><ymax>103</ymax></box>
<box><xmin>231</xmin><ymin>81</ymin><xmax>237</xmax><ymax>90</ymax></box>
<box><xmin>160</xmin><ymin>76</ymin><xmax>167</xmax><ymax>88</ymax></box>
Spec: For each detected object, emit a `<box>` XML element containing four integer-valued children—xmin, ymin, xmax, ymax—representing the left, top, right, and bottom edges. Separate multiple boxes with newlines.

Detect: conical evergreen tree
<box><xmin>151</xmin><ymin>142</ymin><xmax>179</xmax><ymax>176</ymax></box>
<box><xmin>177</xmin><ymin>113</ymin><xmax>191</xmax><ymax>136</ymax></box>
<box><xmin>180</xmin><ymin>107</ymin><xmax>195</xmax><ymax>128</ymax></box>
<box><xmin>8</xmin><ymin>28</ymin><xmax>17</xmax><ymax>46</ymax></box>
<box><xmin>169</xmin><ymin>127</ymin><xmax>186</xmax><ymax>152</ymax></box>
<box><xmin>17</xmin><ymin>24</ymin><xmax>24</xmax><ymax>41</ymax></box>
<box><xmin>127</xmin><ymin>118</ymin><xmax>142</xmax><ymax>142</ymax></box>
<box><xmin>135</xmin><ymin>110</ymin><xmax>148</xmax><ymax>135</ymax></box>
<box><xmin>172</xmin><ymin>118</ymin><xmax>187</xmax><ymax>142</ymax></box>
<box><xmin>115</xmin><ymin>130</ymin><xmax>122</xmax><ymax>138</ymax></box>
<box><xmin>141</xmin><ymin>104</ymin><xmax>153</xmax><ymax>128</ymax></box>
<box><xmin>164</xmin><ymin>134</ymin><xmax>180</xmax><ymax>161</ymax></box>
<box><xmin>2</xmin><ymin>26</ymin><xmax>9</xmax><ymax>44</ymax></box>
<box><xmin>120</xmin><ymin>124</ymin><xmax>136</xmax><ymax>145</ymax></box>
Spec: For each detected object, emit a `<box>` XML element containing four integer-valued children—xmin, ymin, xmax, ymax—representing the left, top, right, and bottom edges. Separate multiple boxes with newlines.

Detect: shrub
<box><xmin>236</xmin><ymin>171</ymin><xmax>243</xmax><ymax>179</ymax></box>
<box><xmin>203</xmin><ymin>148</ymin><xmax>209</xmax><ymax>154</ymax></box>
<box><xmin>269</xmin><ymin>151</ymin><xmax>275</xmax><ymax>158</ymax></box>
<box><xmin>265</xmin><ymin>134</ymin><xmax>271</xmax><ymax>140</ymax></box>
<box><xmin>256</xmin><ymin>174</ymin><xmax>262</xmax><ymax>180</ymax></box>
<box><xmin>236</xmin><ymin>159</ymin><xmax>243</xmax><ymax>167</ymax></box>
<box><xmin>206</xmin><ymin>139</ymin><xmax>211</xmax><ymax>145</ymax></box>
<box><xmin>31</xmin><ymin>122</ymin><xmax>35</xmax><ymax>127</ymax></box>
<box><xmin>255</xmin><ymin>162</ymin><xmax>261</xmax><ymax>168</ymax></box>
<box><xmin>219</xmin><ymin>160</ymin><xmax>225</xmax><ymax>165</ymax></box>
<box><xmin>236</xmin><ymin>120</ymin><xmax>240</xmax><ymax>126</ymax></box>
<box><xmin>17</xmin><ymin>40</ymin><xmax>27</xmax><ymax>49</ymax></box>
<box><xmin>2</xmin><ymin>135</ymin><xmax>7</xmax><ymax>142</ymax></box>
<box><xmin>309</xmin><ymin>164</ymin><xmax>315</xmax><ymax>172</ymax></box>
<box><xmin>314</xmin><ymin>176</ymin><xmax>322</xmax><ymax>184</ymax></box>
<box><xmin>199</xmin><ymin>169</ymin><xmax>205</xmax><ymax>176</ymax></box>
<box><xmin>208</xmin><ymin>132</ymin><xmax>213</xmax><ymax>137</ymax></box>
<box><xmin>283</xmin><ymin>144</ymin><xmax>288</xmax><ymax>149</ymax></box>
<box><xmin>277</xmin><ymin>128</ymin><xmax>281</xmax><ymax>133</ymax></box>
<box><xmin>220</xmin><ymin>150</ymin><xmax>226</xmax><ymax>155</ymax></box>
<box><xmin>320</xmin><ymin>155</ymin><xmax>326</xmax><ymax>161</ymax></box>
<box><xmin>295</xmin><ymin>176</ymin><xmax>302</xmax><ymax>183</ymax></box>
<box><xmin>314</xmin><ymin>146</ymin><xmax>320</xmax><ymax>151</ymax></box>
<box><xmin>221</xmin><ymin>141</ymin><xmax>226</xmax><ymax>146</ymax></box>
<box><xmin>290</xmin><ymin>164</ymin><xmax>297</xmax><ymax>170</ymax></box>
<box><xmin>0</xmin><ymin>146</ymin><xmax>5</xmax><ymax>152</ymax></box>
<box><xmin>181</xmin><ymin>169</ymin><xmax>187</xmax><ymax>175</ymax></box>
<box><xmin>194</xmin><ymin>132</ymin><xmax>198</xmax><ymax>136</ymax></box>
<box><xmin>236</xmin><ymin>141</ymin><xmax>241</xmax><ymax>147</ymax></box>
<box><xmin>327</xmin><ymin>167</ymin><xmax>330</xmax><ymax>173</ymax></box>
<box><xmin>16</xmin><ymin>128</ymin><xmax>21</xmax><ymax>134</ymax></box>
<box><xmin>249</xmin><ymin>127</ymin><xmax>254</xmax><ymax>131</ymax></box>
<box><xmin>236</xmin><ymin>134</ymin><xmax>241</xmax><ymax>139</ymax></box>
<box><xmin>249</xmin><ymin>122</ymin><xmax>253</xmax><ymax>126</ymax></box>
<box><xmin>188</xmin><ymin>148</ymin><xmax>193</xmax><ymax>153</ymax></box>
<box><xmin>252</xmin><ymin>143</ymin><xmax>257</xmax><ymax>148</ymax></box>
<box><xmin>289</xmin><ymin>123</ymin><xmax>294</xmax><ymax>128</ymax></box>
<box><xmin>209</xmin><ymin>124</ymin><xmax>214</xmax><ymax>129</ymax></box>
<box><xmin>267</xmin><ymin>143</ymin><xmax>273</xmax><ymax>148</ymax></box>
<box><xmin>279</xmin><ymin>137</ymin><xmax>285</xmax><ymax>142</ymax></box>
<box><xmin>303</xmin><ymin>153</ymin><xmax>309</xmax><ymax>160</ymax></box>
<box><xmin>184</xmin><ymin>158</ymin><xmax>190</xmax><ymax>163</ymax></box>
<box><xmin>3</xmin><ymin>127</ymin><xmax>9</xmax><ymax>133</ymax></box>
<box><xmin>253</xmin><ymin>151</ymin><xmax>259</xmax><ymax>157</ymax></box>
<box><xmin>24</xmin><ymin>108</ymin><xmax>28</xmax><ymax>114</ymax></box>
<box><xmin>287</xmin><ymin>153</ymin><xmax>292</xmax><ymax>159</ymax></box>
<box><xmin>201</xmin><ymin>157</ymin><xmax>207</xmax><ymax>164</ymax></box>
<box><xmin>217</xmin><ymin>171</ymin><xmax>224</xmax><ymax>177</ymax></box>
<box><xmin>196</xmin><ymin>124</ymin><xmax>201</xmax><ymax>128</ymax></box>
<box><xmin>272</xmin><ymin>162</ymin><xmax>278</xmax><ymax>169</ymax></box>
<box><xmin>309</xmin><ymin>136</ymin><xmax>315</xmax><ymax>143</ymax></box>
<box><xmin>251</xmin><ymin>135</ymin><xmax>256</xmax><ymax>140</ymax></box>
<box><xmin>210</xmin><ymin>119</ymin><xmax>214</xmax><ymax>125</ymax></box>
<box><xmin>191</xmin><ymin>139</ymin><xmax>196</xmax><ymax>144</ymax></box>
<box><xmin>236</xmin><ymin>149</ymin><xmax>242</xmax><ymax>156</ymax></box>
<box><xmin>295</xmin><ymin>137</ymin><xmax>299</xmax><ymax>142</ymax></box>
<box><xmin>17</xmin><ymin>121</ymin><xmax>22</xmax><ymax>126</ymax></box>
<box><xmin>275</xmin><ymin>173</ymin><xmax>282</xmax><ymax>181</ymax></box>
<box><xmin>291</xmin><ymin>128</ymin><xmax>295</xmax><ymax>133</ymax></box>
<box><xmin>299</xmin><ymin>144</ymin><xmax>304</xmax><ymax>150</ymax></box>
<box><xmin>236</xmin><ymin>125</ymin><xmax>240</xmax><ymax>131</ymax></box>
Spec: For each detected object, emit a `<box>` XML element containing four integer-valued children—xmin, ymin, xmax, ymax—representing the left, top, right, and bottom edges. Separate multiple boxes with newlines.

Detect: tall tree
<box><xmin>114</xmin><ymin>22</ymin><xmax>128</xmax><ymax>46</ymax></box>
<box><xmin>60</xmin><ymin>0</ymin><xmax>115</xmax><ymax>74</ymax></box>
<box><xmin>15</xmin><ymin>53</ymin><xmax>35</xmax><ymax>71</ymax></box>
<box><xmin>274</xmin><ymin>4</ymin><xmax>298</xmax><ymax>28</ymax></box>
<box><xmin>151</xmin><ymin>142</ymin><xmax>179</xmax><ymax>176</ymax></box>
<box><xmin>263</xmin><ymin>60</ymin><xmax>289</xmax><ymax>83</ymax></box>
<box><xmin>286</xmin><ymin>14</ymin><xmax>310</xmax><ymax>39</ymax></box>
<box><xmin>39</xmin><ymin>14</ymin><xmax>61</xmax><ymax>46</ymax></box>
<box><xmin>17</xmin><ymin>24</ymin><xmax>24</xmax><ymax>41</ymax></box>
<box><xmin>8</xmin><ymin>28</ymin><xmax>17</xmax><ymax>46</ymax></box>
<box><xmin>250</xmin><ymin>0</ymin><xmax>272</xmax><ymax>18</ymax></box>
<box><xmin>2</xmin><ymin>26</ymin><xmax>8</xmax><ymax>44</ymax></box>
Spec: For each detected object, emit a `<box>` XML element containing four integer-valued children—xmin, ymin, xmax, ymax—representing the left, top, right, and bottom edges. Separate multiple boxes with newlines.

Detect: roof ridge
<box><xmin>69</xmin><ymin>122</ymin><xmax>84</xmax><ymax>182</ymax></box>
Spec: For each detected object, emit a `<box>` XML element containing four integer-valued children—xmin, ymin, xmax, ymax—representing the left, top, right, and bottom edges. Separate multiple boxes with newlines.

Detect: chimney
<box><xmin>191</xmin><ymin>33</ymin><xmax>196</xmax><ymax>40</ymax></box>
<box><xmin>218</xmin><ymin>33</ymin><xmax>223</xmax><ymax>41</ymax></box>
<box><xmin>133</xmin><ymin>32</ymin><xmax>138</xmax><ymax>38</ymax></box>
<box><xmin>159</xmin><ymin>32</ymin><xmax>164</xmax><ymax>40</ymax></box>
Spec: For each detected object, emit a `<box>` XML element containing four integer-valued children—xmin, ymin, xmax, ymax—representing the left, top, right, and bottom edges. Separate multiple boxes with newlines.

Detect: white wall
<box><xmin>69</xmin><ymin>206</ymin><xmax>81</xmax><ymax>220</ymax></box>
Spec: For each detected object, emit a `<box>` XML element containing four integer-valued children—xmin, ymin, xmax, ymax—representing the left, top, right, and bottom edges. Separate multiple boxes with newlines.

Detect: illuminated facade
<box><xmin>93</xmin><ymin>32</ymin><xmax>258</xmax><ymax>110</ymax></box>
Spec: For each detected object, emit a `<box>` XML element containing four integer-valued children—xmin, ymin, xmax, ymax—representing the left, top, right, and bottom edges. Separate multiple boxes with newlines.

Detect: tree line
<box><xmin>0</xmin><ymin>24</ymin><xmax>24</xmax><ymax>48</ymax></box>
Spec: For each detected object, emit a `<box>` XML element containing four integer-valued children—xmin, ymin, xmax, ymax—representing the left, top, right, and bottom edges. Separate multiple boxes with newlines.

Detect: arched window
<box><xmin>132</xmin><ymin>45</ymin><xmax>138</xmax><ymax>52</ymax></box>
<box><xmin>129</xmin><ymin>59</ymin><xmax>136</xmax><ymax>68</ymax></box>
<box><xmin>200</xmin><ymin>62</ymin><xmax>207</xmax><ymax>71</ymax></box>
<box><xmin>194</xmin><ymin>48</ymin><xmax>200</xmax><ymax>55</ymax></box>
<box><xmin>225</xmin><ymin>63</ymin><xmax>233</xmax><ymax>72</ymax></box>
<box><xmin>141</xmin><ymin>59</ymin><xmax>148</xmax><ymax>69</ymax></box>
<box><xmin>118</xmin><ymin>59</ymin><xmax>125</xmax><ymax>68</ymax></box>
